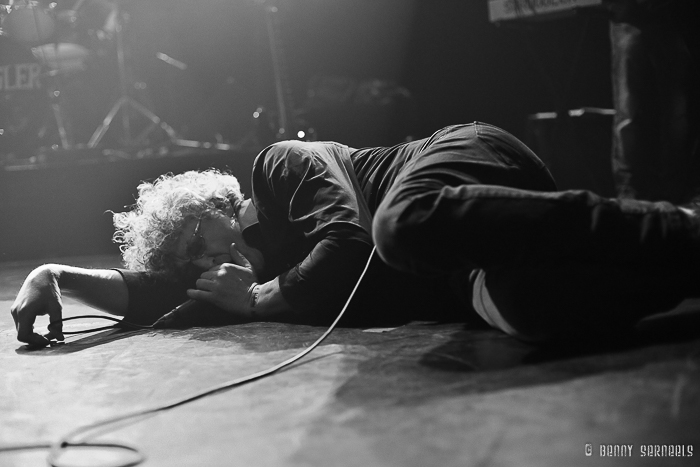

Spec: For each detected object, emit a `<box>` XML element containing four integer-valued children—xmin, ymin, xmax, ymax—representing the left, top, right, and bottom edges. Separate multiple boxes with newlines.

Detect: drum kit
<box><xmin>0</xmin><ymin>0</ymin><xmax>178</xmax><ymax>160</ymax></box>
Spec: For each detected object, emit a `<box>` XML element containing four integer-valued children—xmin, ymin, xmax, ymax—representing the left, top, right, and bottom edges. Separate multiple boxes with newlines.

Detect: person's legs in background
<box><xmin>610</xmin><ymin>22</ymin><xmax>658</xmax><ymax>201</ymax></box>
<box><xmin>610</xmin><ymin>20</ymin><xmax>700</xmax><ymax>205</ymax></box>
<box><xmin>650</xmin><ymin>27</ymin><xmax>699</xmax><ymax>204</ymax></box>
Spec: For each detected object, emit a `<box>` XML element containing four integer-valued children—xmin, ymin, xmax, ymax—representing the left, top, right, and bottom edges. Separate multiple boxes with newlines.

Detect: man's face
<box><xmin>173</xmin><ymin>210</ymin><xmax>248</xmax><ymax>271</ymax></box>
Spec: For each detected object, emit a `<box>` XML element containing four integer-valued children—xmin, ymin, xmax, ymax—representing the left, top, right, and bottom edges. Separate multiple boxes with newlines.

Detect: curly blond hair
<box><xmin>112</xmin><ymin>169</ymin><xmax>244</xmax><ymax>275</ymax></box>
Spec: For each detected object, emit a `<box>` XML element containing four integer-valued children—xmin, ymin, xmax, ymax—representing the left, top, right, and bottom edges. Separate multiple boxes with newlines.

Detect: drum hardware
<box><xmin>32</xmin><ymin>42</ymin><xmax>90</xmax><ymax>75</ymax></box>
<box><xmin>0</xmin><ymin>35</ymin><xmax>57</xmax><ymax>158</ymax></box>
<box><xmin>256</xmin><ymin>1</ymin><xmax>316</xmax><ymax>144</ymax></box>
<box><xmin>155</xmin><ymin>52</ymin><xmax>187</xmax><ymax>71</ymax></box>
<box><xmin>1</xmin><ymin>1</ymin><xmax>107</xmax><ymax>155</ymax></box>
<box><xmin>0</xmin><ymin>0</ymin><xmax>56</xmax><ymax>45</ymax></box>
<box><xmin>29</xmin><ymin>41</ymin><xmax>92</xmax><ymax>150</ymax></box>
<box><xmin>2</xmin><ymin>1</ymin><xmax>222</xmax><ymax>158</ymax></box>
<box><xmin>43</xmin><ymin>68</ymin><xmax>77</xmax><ymax>150</ymax></box>
<box><xmin>87</xmin><ymin>1</ymin><xmax>178</xmax><ymax>149</ymax></box>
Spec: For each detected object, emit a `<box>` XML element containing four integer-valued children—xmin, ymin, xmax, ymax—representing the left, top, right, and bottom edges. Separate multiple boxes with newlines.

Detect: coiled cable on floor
<box><xmin>56</xmin><ymin>315</ymin><xmax>154</xmax><ymax>335</ymax></box>
<box><xmin>2</xmin><ymin>247</ymin><xmax>377</xmax><ymax>467</ymax></box>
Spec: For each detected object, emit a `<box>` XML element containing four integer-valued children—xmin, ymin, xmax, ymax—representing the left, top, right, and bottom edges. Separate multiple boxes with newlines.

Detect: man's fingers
<box><xmin>14</xmin><ymin>312</ymin><xmax>49</xmax><ymax>347</ymax></box>
<box><xmin>44</xmin><ymin>330</ymin><xmax>64</xmax><ymax>343</ymax></box>
<box><xmin>195</xmin><ymin>278</ymin><xmax>216</xmax><ymax>291</ymax></box>
<box><xmin>11</xmin><ymin>291</ymin><xmax>63</xmax><ymax>346</ymax></box>
<box><xmin>13</xmin><ymin>308</ymin><xmax>38</xmax><ymax>344</ymax></box>
<box><xmin>45</xmin><ymin>323</ymin><xmax>64</xmax><ymax>342</ymax></box>
<box><xmin>233</xmin><ymin>241</ymin><xmax>255</xmax><ymax>257</ymax></box>
<box><xmin>187</xmin><ymin>288</ymin><xmax>213</xmax><ymax>303</ymax></box>
<box><xmin>200</xmin><ymin>268</ymin><xmax>218</xmax><ymax>279</ymax></box>
<box><xmin>200</xmin><ymin>264</ymin><xmax>248</xmax><ymax>281</ymax></box>
<box><xmin>46</xmin><ymin>305</ymin><xmax>63</xmax><ymax>340</ymax></box>
<box><xmin>15</xmin><ymin>321</ymin><xmax>36</xmax><ymax>344</ymax></box>
<box><xmin>229</xmin><ymin>243</ymin><xmax>252</xmax><ymax>269</ymax></box>
<box><xmin>24</xmin><ymin>333</ymin><xmax>51</xmax><ymax>348</ymax></box>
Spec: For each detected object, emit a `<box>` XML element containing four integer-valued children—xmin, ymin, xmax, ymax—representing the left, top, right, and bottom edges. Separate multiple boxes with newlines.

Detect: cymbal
<box><xmin>32</xmin><ymin>42</ymin><xmax>91</xmax><ymax>73</ymax></box>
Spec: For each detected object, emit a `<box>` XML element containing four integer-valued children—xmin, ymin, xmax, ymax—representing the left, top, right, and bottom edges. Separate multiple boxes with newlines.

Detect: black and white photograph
<box><xmin>1</xmin><ymin>1</ymin><xmax>699</xmax><ymax>466</ymax></box>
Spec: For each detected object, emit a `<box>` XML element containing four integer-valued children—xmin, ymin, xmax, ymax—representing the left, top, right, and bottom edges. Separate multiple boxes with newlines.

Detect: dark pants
<box><xmin>372</xmin><ymin>123</ymin><xmax>699</xmax><ymax>342</ymax></box>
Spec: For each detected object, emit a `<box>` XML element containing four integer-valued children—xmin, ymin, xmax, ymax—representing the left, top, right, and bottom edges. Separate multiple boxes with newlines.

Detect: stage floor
<box><xmin>1</xmin><ymin>256</ymin><xmax>699</xmax><ymax>466</ymax></box>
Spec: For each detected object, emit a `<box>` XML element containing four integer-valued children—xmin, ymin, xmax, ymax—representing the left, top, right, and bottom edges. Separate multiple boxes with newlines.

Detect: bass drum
<box><xmin>1</xmin><ymin>1</ymin><xmax>55</xmax><ymax>45</ymax></box>
<box><xmin>0</xmin><ymin>36</ymin><xmax>51</xmax><ymax>158</ymax></box>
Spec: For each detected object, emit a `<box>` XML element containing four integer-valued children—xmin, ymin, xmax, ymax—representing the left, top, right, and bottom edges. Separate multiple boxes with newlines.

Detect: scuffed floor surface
<box><xmin>1</xmin><ymin>256</ymin><xmax>699</xmax><ymax>467</ymax></box>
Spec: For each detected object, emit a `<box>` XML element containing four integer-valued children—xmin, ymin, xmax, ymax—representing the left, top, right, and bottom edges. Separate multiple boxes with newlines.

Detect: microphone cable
<box><xmin>1</xmin><ymin>247</ymin><xmax>377</xmax><ymax>467</ymax></box>
<box><xmin>53</xmin><ymin>315</ymin><xmax>154</xmax><ymax>336</ymax></box>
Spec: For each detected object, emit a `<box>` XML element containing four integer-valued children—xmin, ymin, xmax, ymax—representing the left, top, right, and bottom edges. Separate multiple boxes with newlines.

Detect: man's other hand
<box><xmin>10</xmin><ymin>265</ymin><xmax>65</xmax><ymax>348</ymax></box>
<box><xmin>188</xmin><ymin>243</ymin><xmax>258</xmax><ymax>316</ymax></box>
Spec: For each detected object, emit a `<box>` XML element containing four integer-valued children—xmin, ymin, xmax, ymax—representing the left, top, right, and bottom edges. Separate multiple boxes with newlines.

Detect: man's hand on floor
<box><xmin>10</xmin><ymin>265</ymin><xmax>65</xmax><ymax>348</ymax></box>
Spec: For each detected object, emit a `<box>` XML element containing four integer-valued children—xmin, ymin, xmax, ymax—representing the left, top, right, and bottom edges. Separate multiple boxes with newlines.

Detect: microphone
<box><xmin>153</xmin><ymin>299</ymin><xmax>200</xmax><ymax>329</ymax></box>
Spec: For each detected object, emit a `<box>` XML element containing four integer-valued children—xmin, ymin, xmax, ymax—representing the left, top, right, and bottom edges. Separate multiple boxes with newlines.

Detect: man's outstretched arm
<box><xmin>10</xmin><ymin>265</ymin><xmax>128</xmax><ymax>347</ymax></box>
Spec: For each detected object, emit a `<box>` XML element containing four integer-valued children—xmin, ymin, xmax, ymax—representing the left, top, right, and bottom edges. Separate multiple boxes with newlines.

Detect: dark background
<box><xmin>0</xmin><ymin>0</ymin><xmax>615</xmax><ymax>261</ymax></box>
<box><xmin>123</xmin><ymin>0</ymin><xmax>613</xmax><ymax>146</ymax></box>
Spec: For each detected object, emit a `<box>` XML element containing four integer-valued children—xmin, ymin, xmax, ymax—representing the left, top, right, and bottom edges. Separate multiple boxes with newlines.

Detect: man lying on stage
<box><xmin>10</xmin><ymin>122</ymin><xmax>700</xmax><ymax>348</ymax></box>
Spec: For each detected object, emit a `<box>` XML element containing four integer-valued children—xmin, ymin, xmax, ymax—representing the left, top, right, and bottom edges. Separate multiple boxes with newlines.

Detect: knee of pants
<box><xmin>372</xmin><ymin>199</ymin><xmax>413</xmax><ymax>273</ymax></box>
<box><xmin>373</xmin><ymin>192</ymin><xmax>444</xmax><ymax>274</ymax></box>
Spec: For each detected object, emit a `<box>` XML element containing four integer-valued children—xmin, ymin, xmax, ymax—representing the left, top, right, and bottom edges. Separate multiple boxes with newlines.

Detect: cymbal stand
<box><xmin>47</xmin><ymin>73</ymin><xmax>71</xmax><ymax>150</ymax></box>
<box><xmin>87</xmin><ymin>3</ymin><xmax>177</xmax><ymax>148</ymax></box>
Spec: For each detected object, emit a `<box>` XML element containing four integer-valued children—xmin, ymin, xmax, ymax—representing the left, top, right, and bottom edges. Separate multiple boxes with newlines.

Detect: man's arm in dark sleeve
<box><xmin>278</xmin><ymin>229</ymin><xmax>374</xmax><ymax>321</ymax></box>
<box><xmin>252</xmin><ymin>141</ymin><xmax>375</xmax><ymax>321</ymax></box>
<box><xmin>114</xmin><ymin>269</ymin><xmax>190</xmax><ymax>325</ymax></box>
<box><xmin>116</xmin><ymin>269</ymin><xmax>245</xmax><ymax>327</ymax></box>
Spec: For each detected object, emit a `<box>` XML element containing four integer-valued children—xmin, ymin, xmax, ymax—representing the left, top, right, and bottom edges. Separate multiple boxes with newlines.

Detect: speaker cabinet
<box><xmin>526</xmin><ymin>108</ymin><xmax>616</xmax><ymax>197</ymax></box>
